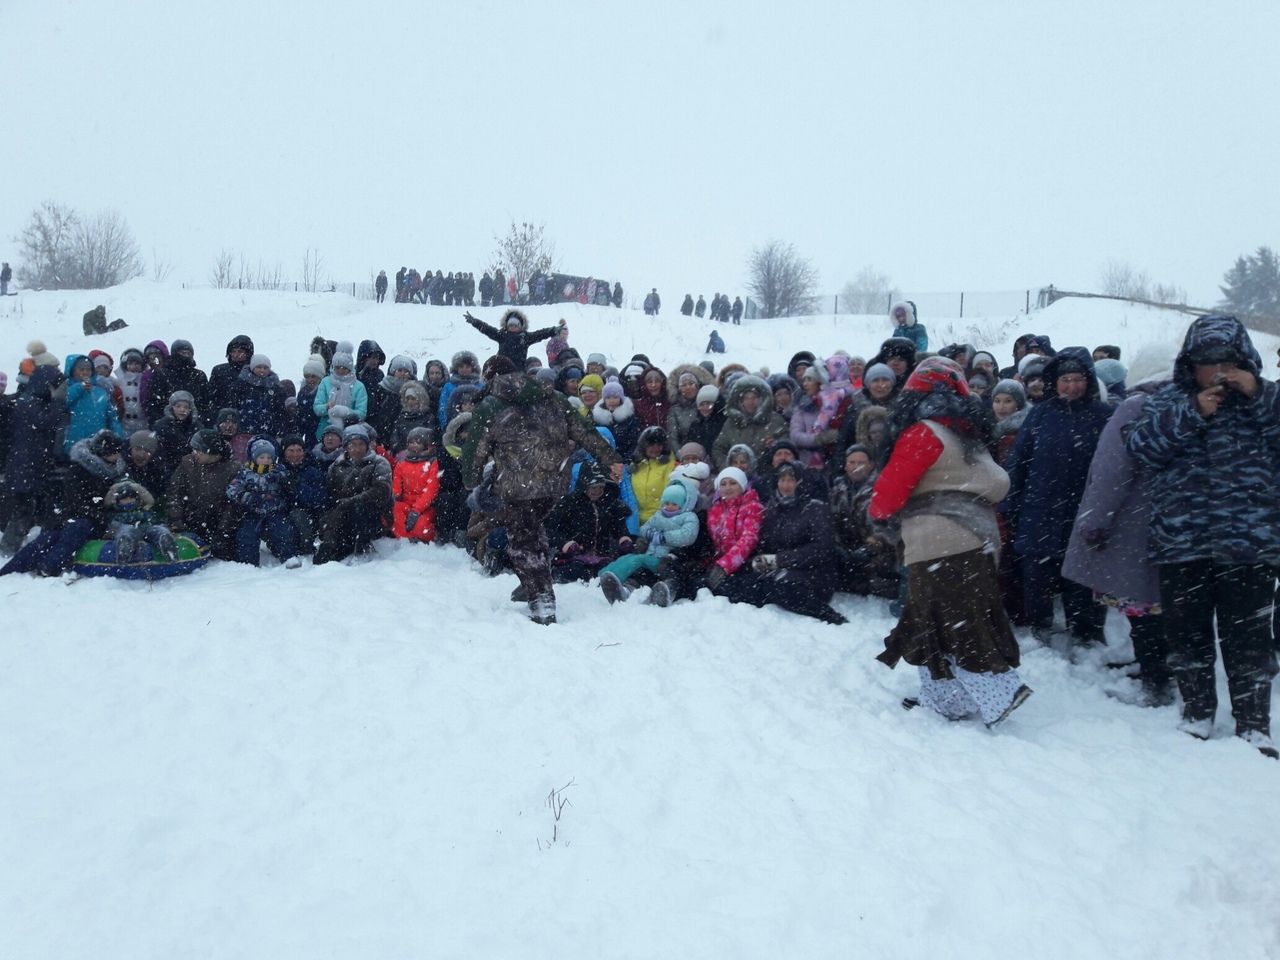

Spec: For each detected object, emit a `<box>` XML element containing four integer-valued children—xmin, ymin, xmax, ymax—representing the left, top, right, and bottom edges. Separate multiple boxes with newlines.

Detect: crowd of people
<box><xmin>0</xmin><ymin>299</ymin><xmax>1276</xmax><ymax>756</ymax></box>
<box><xmin>385</xmin><ymin>267</ymin><xmax>625</xmax><ymax>311</ymax></box>
<box><xmin>679</xmin><ymin>293</ymin><xmax>744</xmax><ymax>324</ymax></box>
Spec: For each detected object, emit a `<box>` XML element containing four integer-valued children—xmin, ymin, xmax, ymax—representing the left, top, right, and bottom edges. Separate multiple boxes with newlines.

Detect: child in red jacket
<box><xmin>392</xmin><ymin>427</ymin><xmax>440</xmax><ymax>542</ymax></box>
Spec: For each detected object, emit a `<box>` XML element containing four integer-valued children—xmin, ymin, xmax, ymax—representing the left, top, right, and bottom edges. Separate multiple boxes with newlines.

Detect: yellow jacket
<box><xmin>631</xmin><ymin>457</ymin><xmax>676</xmax><ymax>524</ymax></box>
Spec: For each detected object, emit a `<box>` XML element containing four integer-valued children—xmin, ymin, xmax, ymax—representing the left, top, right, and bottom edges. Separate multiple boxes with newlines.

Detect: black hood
<box><xmin>357</xmin><ymin>340</ymin><xmax>386</xmax><ymax>369</ymax></box>
<box><xmin>1042</xmin><ymin>346</ymin><xmax>1100</xmax><ymax>401</ymax></box>
<box><xmin>225</xmin><ymin>334</ymin><xmax>254</xmax><ymax>361</ymax></box>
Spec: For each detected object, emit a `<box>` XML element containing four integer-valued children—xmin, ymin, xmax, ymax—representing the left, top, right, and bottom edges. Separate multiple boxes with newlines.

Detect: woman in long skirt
<box><xmin>868</xmin><ymin>357</ymin><xmax>1032</xmax><ymax>727</ymax></box>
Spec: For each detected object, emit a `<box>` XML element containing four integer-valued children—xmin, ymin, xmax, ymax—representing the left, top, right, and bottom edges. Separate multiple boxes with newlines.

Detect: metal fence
<box><xmin>183</xmin><ymin>280</ymin><xmax>382</xmax><ymax>300</ymax></box>
<box><xmin>819</xmin><ymin>288</ymin><xmax>1039</xmax><ymax>319</ymax></box>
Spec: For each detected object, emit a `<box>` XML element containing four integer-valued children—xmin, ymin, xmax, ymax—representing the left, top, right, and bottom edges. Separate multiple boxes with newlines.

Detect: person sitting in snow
<box><xmin>544</xmin><ymin>461</ymin><xmax>634</xmax><ymax>585</ymax></box>
<box><xmin>392</xmin><ymin>426</ymin><xmax>441</xmax><ymax>543</ymax></box>
<box><xmin>104</xmin><ymin>479</ymin><xmax>179</xmax><ymax>563</ymax></box>
<box><xmin>598</xmin><ymin>478</ymin><xmax>700</xmax><ymax>604</ymax></box>
<box><xmin>226</xmin><ymin>437</ymin><xmax>302</xmax><ymax>568</ymax></box>
<box><xmin>277</xmin><ymin>434</ymin><xmax>329</xmax><ymax>553</ymax></box>
<box><xmin>315</xmin><ymin>424</ymin><xmax>392</xmax><ymax>565</ymax></box>
<box><xmin>165</xmin><ymin>429</ymin><xmax>239</xmax><ymax>557</ymax></box>
<box><xmin>123</xmin><ymin>430</ymin><xmax>169</xmax><ymax>500</ymax></box>
<box><xmin>1</xmin><ymin>430</ymin><xmax>127</xmax><ymax>577</ymax></box>
<box><xmin>152</xmin><ymin>390</ymin><xmax>199</xmax><ymax>471</ymax></box>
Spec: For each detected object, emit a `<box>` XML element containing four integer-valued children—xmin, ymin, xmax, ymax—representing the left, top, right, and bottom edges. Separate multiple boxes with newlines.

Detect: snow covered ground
<box><xmin>2</xmin><ymin>283</ymin><xmax>1278</xmax><ymax>960</ymax></box>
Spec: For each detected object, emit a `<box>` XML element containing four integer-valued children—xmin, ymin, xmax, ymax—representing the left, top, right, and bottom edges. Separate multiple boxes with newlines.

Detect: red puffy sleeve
<box><xmin>869</xmin><ymin>422</ymin><xmax>943</xmax><ymax>520</ymax></box>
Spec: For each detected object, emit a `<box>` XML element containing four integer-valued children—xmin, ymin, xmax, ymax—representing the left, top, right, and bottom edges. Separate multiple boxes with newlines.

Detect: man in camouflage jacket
<box><xmin>461</xmin><ymin>363</ymin><xmax>622</xmax><ymax>623</ymax></box>
<box><xmin>1124</xmin><ymin>315</ymin><xmax>1280</xmax><ymax>755</ymax></box>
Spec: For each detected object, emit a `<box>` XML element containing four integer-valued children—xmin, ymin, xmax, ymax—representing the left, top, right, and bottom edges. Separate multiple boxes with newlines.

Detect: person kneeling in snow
<box><xmin>869</xmin><ymin>357</ymin><xmax>1031</xmax><ymax>727</ymax></box>
<box><xmin>599</xmin><ymin>479</ymin><xmax>700</xmax><ymax>604</ymax></box>
<box><xmin>226</xmin><ymin>438</ymin><xmax>302</xmax><ymax>568</ymax></box>
<box><xmin>315</xmin><ymin>424</ymin><xmax>393</xmax><ymax>565</ymax></box>
<box><xmin>105</xmin><ymin>480</ymin><xmax>179</xmax><ymax>563</ymax></box>
<box><xmin>392</xmin><ymin>427</ymin><xmax>441</xmax><ymax>543</ymax></box>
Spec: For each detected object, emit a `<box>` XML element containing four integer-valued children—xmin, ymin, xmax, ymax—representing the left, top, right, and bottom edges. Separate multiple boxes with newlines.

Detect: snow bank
<box><xmin>1</xmin><ymin>283</ymin><xmax>1278</xmax><ymax>960</ymax></box>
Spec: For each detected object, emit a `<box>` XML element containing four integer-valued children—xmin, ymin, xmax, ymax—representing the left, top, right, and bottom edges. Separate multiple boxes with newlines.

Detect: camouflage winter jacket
<box><xmin>1124</xmin><ymin>315</ymin><xmax>1280</xmax><ymax>565</ymax></box>
<box><xmin>461</xmin><ymin>372</ymin><xmax>620</xmax><ymax>502</ymax></box>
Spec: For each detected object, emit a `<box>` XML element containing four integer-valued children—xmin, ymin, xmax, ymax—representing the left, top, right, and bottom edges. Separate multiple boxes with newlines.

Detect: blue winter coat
<box><xmin>312</xmin><ymin>374</ymin><xmax>368</xmax><ymax>439</ymax></box>
<box><xmin>280</xmin><ymin>456</ymin><xmax>329</xmax><ymax>512</ymax></box>
<box><xmin>227</xmin><ymin>464</ymin><xmax>292</xmax><ymax>515</ymax></box>
<box><xmin>892</xmin><ymin>323</ymin><xmax>929</xmax><ymax>353</ymax></box>
<box><xmin>6</xmin><ymin>365</ymin><xmax>64</xmax><ymax>495</ymax></box>
<box><xmin>1003</xmin><ymin>350</ymin><xmax>1112</xmax><ymax>559</ymax></box>
<box><xmin>63</xmin><ymin>355</ymin><xmax>125</xmax><ymax>454</ymax></box>
<box><xmin>1124</xmin><ymin>315</ymin><xmax>1280</xmax><ymax>565</ymax></box>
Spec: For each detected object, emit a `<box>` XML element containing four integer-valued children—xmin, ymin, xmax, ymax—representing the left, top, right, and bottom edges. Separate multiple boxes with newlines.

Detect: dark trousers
<box><xmin>1159</xmin><ymin>561</ymin><xmax>1277</xmax><ymax>733</ymax></box>
<box><xmin>315</xmin><ymin>501</ymin><xmax>383</xmax><ymax>565</ymax></box>
<box><xmin>1024</xmin><ymin>553</ymin><xmax>1104</xmax><ymax>641</ymax></box>
<box><xmin>235</xmin><ymin>512</ymin><xmax>300</xmax><ymax>565</ymax></box>
<box><xmin>715</xmin><ymin>568</ymin><xmax>840</xmax><ymax>621</ymax></box>
<box><xmin>0</xmin><ymin>518</ymin><xmax>95</xmax><ymax>576</ymax></box>
<box><xmin>1127</xmin><ymin>612</ymin><xmax>1171</xmax><ymax>690</ymax></box>
<box><xmin>499</xmin><ymin>498</ymin><xmax>554</xmax><ymax>600</ymax></box>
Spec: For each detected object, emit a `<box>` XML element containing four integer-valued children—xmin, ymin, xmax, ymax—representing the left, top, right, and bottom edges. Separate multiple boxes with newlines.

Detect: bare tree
<box><xmin>841</xmin><ymin>265</ymin><xmax>899</xmax><ymax>314</ymax></box>
<box><xmin>66</xmin><ymin>209</ymin><xmax>144</xmax><ymax>289</ymax></box>
<box><xmin>151</xmin><ymin>247</ymin><xmax>174</xmax><ymax>282</ymax></box>
<box><xmin>489</xmin><ymin>220</ymin><xmax>557</xmax><ymax>289</ymax></box>
<box><xmin>1150</xmin><ymin>281</ymin><xmax>1188</xmax><ymax>305</ymax></box>
<box><xmin>256</xmin><ymin>259</ymin><xmax>285</xmax><ymax>290</ymax></box>
<box><xmin>15</xmin><ymin>201</ymin><xmax>80</xmax><ymax>289</ymax></box>
<box><xmin>1099</xmin><ymin>259</ymin><xmax>1151</xmax><ymax>300</ymax></box>
<box><xmin>746</xmin><ymin>240</ymin><xmax>820</xmax><ymax>318</ymax></box>
<box><xmin>301</xmin><ymin>247</ymin><xmax>325</xmax><ymax>293</ymax></box>
<box><xmin>209</xmin><ymin>248</ymin><xmax>236</xmax><ymax>288</ymax></box>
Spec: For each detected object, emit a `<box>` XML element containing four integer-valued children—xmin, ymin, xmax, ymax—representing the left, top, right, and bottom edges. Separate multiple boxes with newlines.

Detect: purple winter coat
<box><xmin>1061</xmin><ymin>382</ymin><xmax>1164</xmax><ymax>604</ymax></box>
<box><xmin>789</xmin><ymin>393</ymin><xmax>825</xmax><ymax>468</ymax></box>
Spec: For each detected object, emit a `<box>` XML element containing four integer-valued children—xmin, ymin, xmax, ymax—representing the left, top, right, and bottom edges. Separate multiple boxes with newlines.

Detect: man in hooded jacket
<box><xmin>1124</xmin><ymin>315</ymin><xmax>1280</xmax><ymax>757</ymax></box>
<box><xmin>207</xmin><ymin>334</ymin><xmax>254</xmax><ymax>423</ymax></box>
<box><xmin>461</xmin><ymin>359</ymin><xmax>622</xmax><ymax>624</ymax></box>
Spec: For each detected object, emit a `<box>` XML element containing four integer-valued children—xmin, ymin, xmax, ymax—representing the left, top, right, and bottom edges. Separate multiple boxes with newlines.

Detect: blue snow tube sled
<box><xmin>72</xmin><ymin>535</ymin><xmax>211</xmax><ymax>581</ymax></box>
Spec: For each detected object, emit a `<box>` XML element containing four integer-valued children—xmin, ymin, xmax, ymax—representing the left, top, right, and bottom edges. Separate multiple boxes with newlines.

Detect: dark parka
<box><xmin>164</xmin><ymin>350</ymin><xmax>210</xmax><ymax>420</ymax></box>
<box><xmin>464</xmin><ymin>310</ymin><xmax>559</xmax><ymax>365</ymax></box>
<box><xmin>327</xmin><ymin>450</ymin><xmax>393</xmax><ymax>513</ymax></box>
<box><xmin>207</xmin><ymin>335</ymin><xmax>254</xmax><ymax>419</ymax></box>
<box><xmin>229</xmin><ymin>367</ymin><xmax>286</xmax><ymax>438</ymax></box>
<box><xmin>1003</xmin><ymin>348</ymin><xmax>1113</xmax><ymax>559</ymax></box>
<box><xmin>1124</xmin><ymin>316</ymin><xmax>1280</xmax><ymax>565</ymax></box>
<box><xmin>461</xmin><ymin>372</ymin><xmax>620</xmax><ymax>501</ymax></box>
<box><xmin>6</xmin><ymin>365</ymin><xmax>64</xmax><ymax>496</ymax></box>
<box><xmin>757</xmin><ymin>492</ymin><xmax>837</xmax><ymax>595</ymax></box>
<box><xmin>60</xmin><ymin>438</ymin><xmax>128</xmax><ymax>534</ymax></box>
<box><xmin>357</xmin><ymin>340</ymin><xmax>386</xmax><ymax>392</ymax></box>
<box><xmin>544</xmin><ymin>465</ymin><xmax>632</xmax><ymax>555</ymax></box>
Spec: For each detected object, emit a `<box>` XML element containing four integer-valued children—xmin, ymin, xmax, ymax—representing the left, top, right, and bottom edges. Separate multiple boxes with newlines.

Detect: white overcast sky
<box><xmin>3</xmin><ymin>0</ymin><xmax>1277</xmax><ymax>306</ymax></box>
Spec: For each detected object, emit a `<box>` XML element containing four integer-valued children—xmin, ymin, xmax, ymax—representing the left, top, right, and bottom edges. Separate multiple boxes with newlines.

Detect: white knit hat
<box><xmin>716</xmin><ymin>466</ymin><xmax>749</xmax><ymax>491</ymax></box>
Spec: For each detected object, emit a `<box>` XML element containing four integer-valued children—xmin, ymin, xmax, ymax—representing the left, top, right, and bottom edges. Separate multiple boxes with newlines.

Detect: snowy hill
<box><xmin>1</xmin><ymin>283</ymin><xmax>1278</xmax><ymax>960</ymax></box>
